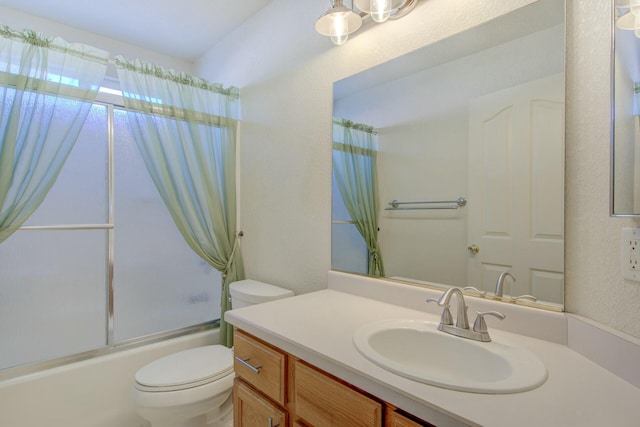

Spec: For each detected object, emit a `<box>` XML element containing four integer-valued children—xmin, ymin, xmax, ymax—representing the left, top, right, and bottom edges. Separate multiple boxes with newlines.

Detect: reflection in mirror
<box><xmin>612</xmin><ymin>1</ymin><xmax>640</xmax><ymax>216</ymax></box>
<box><xmin>331</xmin><ymin>0</ymin><xmax>565</xmax><ymax>309</ymax></box>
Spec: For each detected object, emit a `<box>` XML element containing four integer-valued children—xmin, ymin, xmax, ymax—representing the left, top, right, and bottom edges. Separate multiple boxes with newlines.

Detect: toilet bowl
<box><xmin>132</xmin><ymin>279</ymin><xmax>294</xmax><ymax>427</ymax></box>
<box><xmin>133</xmin><ymin>345</ymin><xmax>234</xmax><ymax>427</ymax></box>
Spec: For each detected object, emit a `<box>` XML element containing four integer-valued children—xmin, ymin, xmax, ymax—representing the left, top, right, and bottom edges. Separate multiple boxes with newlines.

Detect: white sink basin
<box><xmin>353</xmin><ymin>319</ymin><xmax>547</xmax><ymax>394</ymax></box>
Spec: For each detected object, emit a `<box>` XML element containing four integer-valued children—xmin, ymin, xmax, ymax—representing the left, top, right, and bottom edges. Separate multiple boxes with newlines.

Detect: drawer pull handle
<box><xmin>235</xmin><ymin>356</ymin><xmax>261</xmax><ymax>374</ymax></box>
<box><xmin>268</xmin><ymin>417</ymin><xmax>279</xmax><ymax>427</ymax></box>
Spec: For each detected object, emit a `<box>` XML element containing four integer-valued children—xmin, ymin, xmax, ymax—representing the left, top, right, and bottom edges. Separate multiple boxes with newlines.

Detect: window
<box><xmin>0</xmin><ymin>94</ymin><xmax>221</xmax><ymax>372</ymax></box>
<box><xmin>331</xmin><ymin>174</ymin><xmax>368</xmax><ymax>274</ymax></box>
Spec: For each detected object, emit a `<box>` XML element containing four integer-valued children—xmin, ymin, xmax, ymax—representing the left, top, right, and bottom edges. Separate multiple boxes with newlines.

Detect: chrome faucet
<box><xmin>494</xmin><ymin>272</ymin><xmax>515</xmax><ymax>297</ymax></box>
<box><xmin>428</xmin><ymin>287</ymin><xmax>505</xmax><ymax>342</ymax></box>
<box><xmin>493</xmin><ymin>272</ymin><xmax>538</xmax><ymax>302</ymax></box>
<box><xmin>428</xmin><ymin>287</ymin><xmax>469</xmax><ymax>329</ymax></box>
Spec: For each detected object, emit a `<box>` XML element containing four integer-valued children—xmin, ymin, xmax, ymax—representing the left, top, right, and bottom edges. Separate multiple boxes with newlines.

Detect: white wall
<box><xmin>378</xmin><ymin>117</ymin><xmax>468</xmax><ymax>286</ymax></box>
<box><xmin>564</xmin><ymin>0</ymin><xmax>640</xmax><ymax>338</ymax></box>
<box><xmin>197</xmin><ymin>0</ymin><xmax>640</xmax><ymax>340</ymax></box>
<box><xmin>0</xmin><ymin>6</ymin><xmax>194</xmax><ymax>76</ymax></box>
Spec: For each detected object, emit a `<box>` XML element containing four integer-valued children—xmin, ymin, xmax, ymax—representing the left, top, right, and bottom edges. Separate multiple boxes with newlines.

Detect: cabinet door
<box><xmin>293</xmin><ymin>359</ymin><xmax>382</xmax><ymax>427</ymax></box>
<box><xmin>386</xmin><ymin>407</ymin><xmax>435</xmax><ymax>427</ymax></box>
<box><xmin>234</xmin><ymin>379</ymin><xmax>287</xmax><ymax>427</ymax></box>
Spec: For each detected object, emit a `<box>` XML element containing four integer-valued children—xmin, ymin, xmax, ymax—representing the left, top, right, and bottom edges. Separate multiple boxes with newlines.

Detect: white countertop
<box><xmin>225</xmin><ymin>288</ymin><xmax>640</xmax><ymax>427</ymax></box>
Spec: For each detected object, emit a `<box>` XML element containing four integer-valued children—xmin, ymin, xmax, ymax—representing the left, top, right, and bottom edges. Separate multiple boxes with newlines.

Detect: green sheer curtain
<box><xmin>114</xmin><ymin>57</ymin><xmax>243</xmax><ymax>347</ymax></box>
<box><xmin>332</xmin><ymin>118</ymin><xmax>384</xmax><ymax>276</ymax></box>
<box><xmin>0</xmin><ymin>25</ymin><xmax>109</xmax><ymax>243</ymax></box>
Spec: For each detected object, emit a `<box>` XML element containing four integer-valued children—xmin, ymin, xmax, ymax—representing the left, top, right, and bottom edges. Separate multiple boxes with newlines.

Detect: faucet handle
<box><xmin>473</xmin><ymin>311</ymin><xmax>506</xmax><ymax>334</ymax></box>
<box><xmin>463</xmin><ymin>286</ymin><xmax>487</xmax><ymax>296</ymax></box>
<box><xmin>508</xmin><ymin>294</ymin><xmax>538</xmax><ymax>303</ymax></box>
<box><xmin>427</xmin><ymin>290</ymin><xmax>450</xmax><ymax>305</ymax></box>
<box><xmin>427</xmin><ymin>298</ymin><xmax>453</xmax><ymax>325</ymax></box>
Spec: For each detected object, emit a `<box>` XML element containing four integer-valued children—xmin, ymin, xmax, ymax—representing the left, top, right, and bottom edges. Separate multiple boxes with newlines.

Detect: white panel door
<box><xmin>467</xmin><ymin>74</ymin><xmax>564</xmax><ymax>304</ymax></box>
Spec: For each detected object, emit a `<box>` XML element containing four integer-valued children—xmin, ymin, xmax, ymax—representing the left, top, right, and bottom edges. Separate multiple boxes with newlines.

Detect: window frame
<box><xmin>0</xmin><ymin>90</ymin><xmax>218</xmax><ymax>381</ymax></box>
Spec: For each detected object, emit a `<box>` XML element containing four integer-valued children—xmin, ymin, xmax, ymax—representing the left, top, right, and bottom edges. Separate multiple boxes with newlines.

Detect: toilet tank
<box><xmin>229</xmin><ymin>279</ymin><xmax>294</xmax><ymax>309</ymax></box>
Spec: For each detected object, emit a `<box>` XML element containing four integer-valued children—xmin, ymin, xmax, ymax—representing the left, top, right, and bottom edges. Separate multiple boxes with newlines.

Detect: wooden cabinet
<box><xmin>294</xmin><ymin>359</ymin><xmax>382</xmax><ymax>427</ymax></box>
<box><xmin>385</xmin><ymin>407</ymin><xmax>435</xmax><ymax>427</ymax></box>
<box><xmin>233</xmin><ymin>329</ymin><xmax>433</xmax><ymax>427</ymax></box>
<box><xmin>234</xmin><ymin>329</ymin><xmax>287</xmax><ymax>405</ymax></box>
<box><xmin>234</xmin><ymin>379</ymin><xmax>287</xmax><ymax>427</ymax></box>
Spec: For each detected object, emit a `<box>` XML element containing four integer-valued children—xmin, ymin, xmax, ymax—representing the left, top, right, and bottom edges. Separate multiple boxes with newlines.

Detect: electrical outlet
<box><xmin>621</xmin><ymin>227</ymin><xmax>640</xmax><ymax>282</ymax></box>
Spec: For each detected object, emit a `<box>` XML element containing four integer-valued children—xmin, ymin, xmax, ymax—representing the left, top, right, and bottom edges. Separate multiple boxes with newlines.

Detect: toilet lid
<box><xmin>135</xmin><ymin>345</ymin><xmax>233</xmax><ymax>391</ymax></box>
<box><xmin>230</xmin><ymin>279</ymin><xmax>294</xmax><ymax>304</ymax></box>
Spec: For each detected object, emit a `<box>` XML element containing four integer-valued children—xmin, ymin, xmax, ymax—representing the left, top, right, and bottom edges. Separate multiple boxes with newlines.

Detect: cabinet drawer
<box><xmin>386</xmin><ymin>407</ymin><xmax>435</xmax><ymax>427</ymax></box>
<box><xmin>234</xmin><ymin>379</ymin><xmax>287</xmax><ymax>427</ymax></box>
<box><xmin>234</xmin><ymin>330</ymin><xmax>286</xmax><ymax>405</ymax></box>
<box><xmin>293</xmin><ymin>359</ymin><xmax>382</xmax><ymax>427</ymax></box>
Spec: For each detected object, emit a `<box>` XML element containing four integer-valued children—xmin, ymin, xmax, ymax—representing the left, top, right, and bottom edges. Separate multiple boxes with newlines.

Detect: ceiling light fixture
<box><xmin>315</xmin><ymin>0</ymin><xmax>363</xmax><ymax>46</ymax></box>
<box><xmin>316</xmin><ymin>0</ymin><xmax>420</xmax><ymax>45</ymax></box>
<box><xmin>616</xmin><ymin>1</ymin><xmax>640</xmax><ymax>37</ymax></box>
<box><xmin>354</xmin><ymin>0</ymin><xmax>405</xmax><ymax>23</ymax></box>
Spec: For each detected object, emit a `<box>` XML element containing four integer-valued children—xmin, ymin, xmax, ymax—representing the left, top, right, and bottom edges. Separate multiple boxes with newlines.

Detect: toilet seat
<box><xmin>135</xmin><ymin>345</ymin><xmax>234</xmax><ymax>392</ymax></box>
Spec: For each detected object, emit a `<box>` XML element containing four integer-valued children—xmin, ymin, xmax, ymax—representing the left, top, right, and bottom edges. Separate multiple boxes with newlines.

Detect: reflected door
<box><xmin>467</xmin><ymin>74</ymin><xmax>564</xmax><ymax>303</ymax></box>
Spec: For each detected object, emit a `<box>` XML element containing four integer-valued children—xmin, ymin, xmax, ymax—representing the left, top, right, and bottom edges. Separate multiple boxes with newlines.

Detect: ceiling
<box><xmin>0</xmin><ymin>0</ymin><xmax>272</xmax><ymax>62</ymax></box>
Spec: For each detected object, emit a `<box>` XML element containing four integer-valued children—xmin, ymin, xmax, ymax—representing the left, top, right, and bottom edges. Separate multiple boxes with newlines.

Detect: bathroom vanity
<box><xmin>233</xmin><ymin>329</ymin><xmax>427</xmax><ymax>426</ymax></box>
<box><xmin>225</xmin><ymin>272</ymin><xmax>640</xmax><ymax>427</ymax></box>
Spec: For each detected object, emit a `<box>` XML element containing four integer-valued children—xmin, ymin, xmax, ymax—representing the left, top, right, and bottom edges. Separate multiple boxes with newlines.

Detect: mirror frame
<box><xmin>610</xmin><ymin>0</ymin><xmax>640</xmax><ymax>217</ymax></box>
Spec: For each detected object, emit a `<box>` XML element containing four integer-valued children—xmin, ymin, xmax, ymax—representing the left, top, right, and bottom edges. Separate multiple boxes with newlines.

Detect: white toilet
<box><xmin>132</xmin><ymin>279</ymin><xmax>294</xmax><ymax>427</ymax></box>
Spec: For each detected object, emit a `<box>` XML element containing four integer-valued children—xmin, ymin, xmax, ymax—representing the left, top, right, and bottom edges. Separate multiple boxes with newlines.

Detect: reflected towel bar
<box><xmin>385</xmin><ymin>197</ymin><xmax>467</xmax><ymax>210</ymax></box>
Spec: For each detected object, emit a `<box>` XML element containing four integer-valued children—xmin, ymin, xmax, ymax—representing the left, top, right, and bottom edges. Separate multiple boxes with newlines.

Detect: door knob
<box><xmin>467</xmin><ymin>244</ymin><xmax>479</xmax><ymax>254</ymax></box>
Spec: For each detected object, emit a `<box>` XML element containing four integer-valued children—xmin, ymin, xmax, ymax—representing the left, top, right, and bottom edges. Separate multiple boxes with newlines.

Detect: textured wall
<box><xmin>564</xmin><ymin>0</ymin><xmax>640</xmax><ymax>336</ymax></box>
<box><xmin>197</xmin><ymin>0</ymin><xmax>640</xmax><ymax>339</ymax></box>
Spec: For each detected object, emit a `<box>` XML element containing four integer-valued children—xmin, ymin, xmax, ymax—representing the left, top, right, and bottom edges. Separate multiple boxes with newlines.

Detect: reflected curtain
<box><xmin>0</xmin><ymin>25</ymin><xmax>109</xmax><ymax>243</ymax></box>
<box><xmin>114</xmin><ymin>57</ymin><xmax>243</xmax><ymax>347</ymax></box>
<box><xmin>332</xmin><ymin>118</ymin><xmax>384</xmax><ymax>276</ymax></box>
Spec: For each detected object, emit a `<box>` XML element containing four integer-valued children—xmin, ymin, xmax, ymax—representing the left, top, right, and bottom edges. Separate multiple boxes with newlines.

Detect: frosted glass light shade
<box><xmin>616</xmin><ymin>10</ymin><xmax>640</xmax><ymax>38</ymax></box>
<box><xmin>371</xmin><ymin>0</ymin><xmax>392</xmax><ymax>22</ymax></box>
<box><xmin>631</xmin><ymin>0</ymin><xmax>640</xmax><ymax>16</ymax></box>
<box><xmin>316</xmin><ymin>1</ymin><xmax>363</xmax><ymax>45</ymax></box>
<box><xmin>354</xmin><ymin>0</ymin><xmax>407</xmax><ymax>22</ymax></box>
<box><xmin>617</xmin><ymin>11</ymin><xmax>636</xmax><ymax>30</ymax></box>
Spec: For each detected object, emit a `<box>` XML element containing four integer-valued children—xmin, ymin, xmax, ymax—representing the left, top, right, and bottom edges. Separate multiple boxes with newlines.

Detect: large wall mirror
<box><xmin>331</xmin><ymin>0</ymin><xmax>565</xmax><ymax>310</ymax></box>
<box><xmin>612</xmin><ymin>0</ymin><xmax>640</xmax><ymax>216</ymax></box>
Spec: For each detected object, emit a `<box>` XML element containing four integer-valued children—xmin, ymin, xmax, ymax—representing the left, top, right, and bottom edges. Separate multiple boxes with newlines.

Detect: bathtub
<box><xmin>0</xmin><ymin>329</ymin><xmax>219</xmax><ymax>427</ymax></box>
